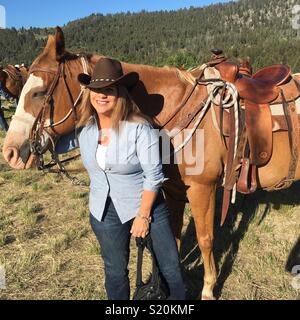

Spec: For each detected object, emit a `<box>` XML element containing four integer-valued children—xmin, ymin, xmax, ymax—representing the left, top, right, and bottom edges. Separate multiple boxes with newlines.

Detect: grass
<box><xmin>47</xmin><ymin>227</ymin><xmax>88</xmax><ymax>254</ymax></box>
<box><xmin>0</xmin><ymin>232</ymin><xmax>6</xmax><ymax>247</ymax></box>
<box><xmin>2</xmin><ymin>194</ymin><xmax>23</xmax><ymax>205</ymax></box>
<box><xmin>0</xmin><ymin>111</ymin><xmax>299</xmax><ymax>299</ymax></box>
<box><xmin>18</xmin><ymin>203</ymin><xmax>43</xmax><ymax>228</ymax></box>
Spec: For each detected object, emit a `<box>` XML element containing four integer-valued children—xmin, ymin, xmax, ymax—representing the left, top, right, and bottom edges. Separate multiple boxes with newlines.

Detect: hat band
<box><xmin>90</xmin><ymin>78</ymin><xmax>115</xmax><ymax>83</ymax></box>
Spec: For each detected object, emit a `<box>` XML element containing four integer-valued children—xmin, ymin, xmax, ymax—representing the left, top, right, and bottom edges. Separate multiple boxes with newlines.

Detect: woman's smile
<box><xmin>96</xmin><ymin>99</ymin><xmax>110</xmax><ymax>105</ymax></box>
<box><xmin>90</xmin><ymin>86</ymin><xmax>118</xmax><ymax>115</ymax></box>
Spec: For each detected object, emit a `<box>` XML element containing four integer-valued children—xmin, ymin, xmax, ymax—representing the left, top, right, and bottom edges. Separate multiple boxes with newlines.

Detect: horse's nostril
<box><xmin>5</xmin><ymin>148</ymin><xmax>15</xmax><ymax>162</ymax></box>
<box><xmin>3</xmin><ymin>146</ymin><xmax>19</xmax><ymax>165</ymax></box>
<box><xmin>5</xmin><ymin>149</ymin><xmax>12</xmax><ymax>162</ymax></box>
<box><xmin>3</xmin><ymin>146</ymin><xmax>27</xmax><ymax>169</ymax></box>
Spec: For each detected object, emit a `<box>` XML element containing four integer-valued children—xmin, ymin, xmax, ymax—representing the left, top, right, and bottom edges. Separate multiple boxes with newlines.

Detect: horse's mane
<box><xmin>61</xmin><ymin>52</ymin><xmax>88</xmax><ymax>62</ymax></box>
<box><xmin>72</xmin><ymin>52</ymin><xmax>94</xmax><ymax>60</ymax></box>
<box><xmin>45</xmin><ymin>48</ymin><xmax>198</xmax><ymax>87</ymax></box>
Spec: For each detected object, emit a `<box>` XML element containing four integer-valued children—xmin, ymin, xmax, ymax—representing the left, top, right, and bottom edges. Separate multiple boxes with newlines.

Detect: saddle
<box><xmin>205</xmin><ymin>49</ymin><xmax>300</xmax><ymax>225</ymax></box>
<box><xmin>218</xmin><ymin>63</ymin><xmax>292</xmax><ymax>101</ymax></box>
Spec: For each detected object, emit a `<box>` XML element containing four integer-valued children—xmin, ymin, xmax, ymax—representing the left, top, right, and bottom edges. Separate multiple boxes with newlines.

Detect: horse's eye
<box><xmin>32</xmin><ymin>91</ymin><xmax>46</xmax><ymax>98</ymax></box>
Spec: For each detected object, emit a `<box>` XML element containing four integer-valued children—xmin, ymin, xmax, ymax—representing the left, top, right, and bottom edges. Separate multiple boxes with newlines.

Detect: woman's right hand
<box><xmin>130</xmin><ymin>216</ymin><xmax>150</xmax><ymax>238</ymax></box>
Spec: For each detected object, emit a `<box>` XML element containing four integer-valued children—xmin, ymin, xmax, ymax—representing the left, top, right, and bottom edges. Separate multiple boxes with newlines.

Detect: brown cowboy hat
<box><xmin>78</xmin><ymin>57</ymin><xmax>139</xmax><ymax>90</ymax></box>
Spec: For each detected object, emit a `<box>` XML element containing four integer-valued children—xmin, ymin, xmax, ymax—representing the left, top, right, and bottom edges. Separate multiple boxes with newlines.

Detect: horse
<box><xmin>0</xmin><ymin>64</ymin><xmax>29</xmax><ymax>102</ymax></box>
<box><xmin>3</xmin><ymin>27</ymin><xmax>300</xmax><ymax>300</ymax></box>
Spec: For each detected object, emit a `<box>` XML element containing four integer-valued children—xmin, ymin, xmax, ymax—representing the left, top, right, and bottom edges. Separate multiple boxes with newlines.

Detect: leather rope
<box><xmin>162</xmin><ymin>79</ymin><xmax>239</xmax><ymax>165</ymax></box>
<box><xmin>160</xmin><ymin>56</ymin><xmax>227</xmax><ymax>128</ymax></box>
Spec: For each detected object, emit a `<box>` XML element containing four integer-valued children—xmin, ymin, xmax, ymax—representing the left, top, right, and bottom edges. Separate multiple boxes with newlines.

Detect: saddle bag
<box><xmin>132</xmin><ymin>235</ymin><xmax>169</xmax><ymax>300</ymax></box>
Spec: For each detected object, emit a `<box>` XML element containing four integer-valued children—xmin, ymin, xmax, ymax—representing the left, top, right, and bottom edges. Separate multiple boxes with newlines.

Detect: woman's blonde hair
<box><xmin>77</xmin><ymin>85</ymin><xmax>155</xmax><ymax>132</ymax></box>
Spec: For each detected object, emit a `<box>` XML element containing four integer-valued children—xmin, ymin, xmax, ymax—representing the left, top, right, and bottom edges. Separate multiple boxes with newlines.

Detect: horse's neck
<box><xmin>85</xmin><ymin>55</ymin><xmax>209</xmax><ymax>128</ymax></box>
<box><xmin>87</xmin><ymin>54</ymin><xmax>188</xmax><ymax>88</ymax></box>
<box><xmin>123</xmin><ymin>62</ymin><xmax>181</xmax><ymax>86</ymax></box>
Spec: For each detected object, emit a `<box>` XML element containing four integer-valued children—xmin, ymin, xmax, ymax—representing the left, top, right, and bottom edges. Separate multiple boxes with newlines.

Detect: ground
<box><xmin>0</xmin><ymin>105</ymin><xmax>299</xmax><ymax>300</ymax></box>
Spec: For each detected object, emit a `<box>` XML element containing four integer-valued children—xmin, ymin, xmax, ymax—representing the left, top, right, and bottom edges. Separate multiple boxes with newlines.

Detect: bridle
<box><xmin>27</xmin><ymin>54</ymin><xmax>89</xmax><ymax>184</ymax></box>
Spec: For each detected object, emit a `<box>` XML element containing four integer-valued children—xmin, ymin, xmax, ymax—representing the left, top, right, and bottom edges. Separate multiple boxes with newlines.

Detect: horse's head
<box><xmin>0</xmin><ymin>64</ymin><xmax>28</xmax><ymax>99</ymax></box>
<box><xmin>3</xmin><ymin>27</ymin><xmax>88</xmax><ymax>169</ymax></box>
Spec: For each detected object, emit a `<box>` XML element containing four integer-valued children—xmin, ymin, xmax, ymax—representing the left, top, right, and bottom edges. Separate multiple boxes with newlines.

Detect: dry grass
<box><xmin>0</xmin><ymin>107</ymin><xmax>299</xmax><ymax>300</ymax></box>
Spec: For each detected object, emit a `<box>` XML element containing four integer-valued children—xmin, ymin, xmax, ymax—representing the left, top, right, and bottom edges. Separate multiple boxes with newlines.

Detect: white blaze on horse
<box><xmin>3</xmin><ymin>27</ymin><xmax>300</xmax><ymax>300</ymax></box>
<box><xmin>2</xmin><ymin>73</ymin><xmax>41</xmax><ymax>168</ymax></box>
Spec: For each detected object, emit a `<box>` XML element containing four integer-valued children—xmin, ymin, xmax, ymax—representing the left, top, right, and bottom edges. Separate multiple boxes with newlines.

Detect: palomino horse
<box><xmin>3</xmin><ymin>27</ymin><xmax>300</xmax><ymax>300</ymax></box>
<box><xmin>0</xmin><ymin>64</ymin><xmax>29</xmax><ymax>101</ymax></box>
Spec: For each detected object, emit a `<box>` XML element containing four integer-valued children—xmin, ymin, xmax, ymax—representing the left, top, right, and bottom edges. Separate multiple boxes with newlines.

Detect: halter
<box><xmin>28</xmin><ymin>55</ymin><xmax>89</xmax><ymax>179</ymax></box>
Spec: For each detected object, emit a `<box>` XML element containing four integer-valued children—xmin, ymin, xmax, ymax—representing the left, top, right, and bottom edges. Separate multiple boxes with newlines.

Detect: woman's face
<box><xmin>90</xmin><ymin>86</ymin><xmax>118</xmax><ymax>117</ymax></box>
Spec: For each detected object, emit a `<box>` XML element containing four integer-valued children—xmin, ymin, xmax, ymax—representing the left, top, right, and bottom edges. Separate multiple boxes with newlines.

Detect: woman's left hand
<box><xmin>130</xmin><ymin>216</ymin><xmax>150</xmax><ymax>238</ymax></box>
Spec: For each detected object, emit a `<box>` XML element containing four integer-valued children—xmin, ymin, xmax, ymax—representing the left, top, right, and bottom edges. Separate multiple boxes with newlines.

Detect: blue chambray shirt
<box><xmin>55</xmin><ymin>119</ymin><xmax>168</xmax><ymax>223</ymax></box>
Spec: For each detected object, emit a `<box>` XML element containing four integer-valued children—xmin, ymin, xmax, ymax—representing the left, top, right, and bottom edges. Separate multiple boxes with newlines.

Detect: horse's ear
<box><xmin>55</xmin><ymin>26</ymin><xmax>66</xmax><ymax>60</ymax></box>
<box><xmin>43</xmin><ymin>26</ymin><xmax>66</xmax><ymax>61</ymax></box>
<box><xmin>44</xmin><ymin>35</ymin><xmax>56</xmax><ymax>60</ymax></box>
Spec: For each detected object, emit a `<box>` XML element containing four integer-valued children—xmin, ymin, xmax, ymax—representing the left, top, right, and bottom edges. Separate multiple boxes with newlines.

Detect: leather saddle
<box><xmin>215</xmin><ymin>56</ymin><xmax>299</xmax><ymax>165</ymax></box>
<box><xmin>205</xmin><ymin>49</ymin><xmax>300</xmax><ymax>224</ymax></box>
<box><xmin>216</xmin><ymin>61</ymin><xmax>291</xmax><ymax>104</ymax></box>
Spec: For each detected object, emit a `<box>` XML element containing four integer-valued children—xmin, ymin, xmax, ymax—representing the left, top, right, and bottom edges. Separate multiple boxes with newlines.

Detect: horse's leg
<box><xmin>187</xmin><ymin>182</ymin><xmax>217</xmax><ymax>300</ymax></box>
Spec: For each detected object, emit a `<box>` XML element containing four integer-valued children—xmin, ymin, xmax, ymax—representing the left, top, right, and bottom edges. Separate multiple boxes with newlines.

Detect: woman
<box><xmin>57</xmin><ymin>57</ymin><xmax>185</xmax><ymax>300</ymax></box>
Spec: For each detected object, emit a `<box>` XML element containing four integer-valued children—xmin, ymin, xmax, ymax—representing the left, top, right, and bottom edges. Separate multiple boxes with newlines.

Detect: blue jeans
<box><xmin>89</xmin><ymin>190</ymin><xmax>186</xmax><ymax>300</ymax></box>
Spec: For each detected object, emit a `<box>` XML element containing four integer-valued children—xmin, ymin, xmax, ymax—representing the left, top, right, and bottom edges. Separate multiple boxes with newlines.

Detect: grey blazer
<box><xmin>56</xmin><ymin>119</ymin><xmax>168</xmax><ymax>223</ymax></box>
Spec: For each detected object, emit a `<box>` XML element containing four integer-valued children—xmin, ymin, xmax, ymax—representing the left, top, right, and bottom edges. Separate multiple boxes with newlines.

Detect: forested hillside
<box><xmin>0</xmin><ymin>0</ymin><xmax>299</xmax><ymax>71</ymax></box>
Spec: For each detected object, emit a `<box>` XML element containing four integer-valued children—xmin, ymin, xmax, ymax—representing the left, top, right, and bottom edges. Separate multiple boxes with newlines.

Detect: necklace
<box><xmin>98</xmin><ymin>130</ymin><xmax>110</xmax><ymax>145</ymax></box>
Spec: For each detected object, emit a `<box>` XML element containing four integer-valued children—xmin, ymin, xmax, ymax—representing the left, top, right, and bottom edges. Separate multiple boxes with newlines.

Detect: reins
<box><xmin>28</xmin><ymin>55</ymin><xmax>89</xmax><ymax>186</ymax></box>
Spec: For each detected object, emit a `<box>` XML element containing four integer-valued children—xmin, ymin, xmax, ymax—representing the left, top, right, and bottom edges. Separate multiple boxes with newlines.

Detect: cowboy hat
<box><xmin>78</xmin><ymin>57</ymin><xmax>139</xmax><ymax>90</ymax></box>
